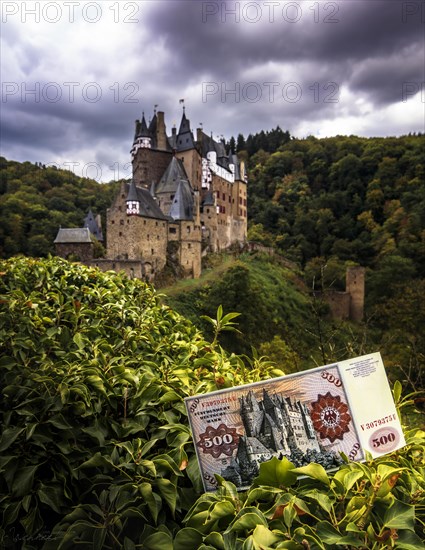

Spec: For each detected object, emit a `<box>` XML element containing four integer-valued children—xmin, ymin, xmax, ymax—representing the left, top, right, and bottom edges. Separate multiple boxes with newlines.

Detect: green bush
<box><xmin>0</xmin><ymin>256</ymin><xmax>423</xmax><ymax>549</ymax></box>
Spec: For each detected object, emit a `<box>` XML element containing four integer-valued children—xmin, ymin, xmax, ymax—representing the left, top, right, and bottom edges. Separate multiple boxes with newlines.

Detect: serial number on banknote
<box><xmin>360</xmin><ymin>413</ymin><xmax>397</xmax><ymax>431</ymax></box>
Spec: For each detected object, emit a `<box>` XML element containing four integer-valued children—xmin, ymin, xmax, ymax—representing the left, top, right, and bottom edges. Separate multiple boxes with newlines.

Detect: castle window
<box><xmin>222</xmin><ymin>192</ymin><xmax>225</xmax><ymax>200</ymax></box>
<box><xmin>144</xmin><ymin>220</ymin><xmax>146</xmax><ymax>225</ymax></box>
<box><xmin>151</xmin><ymin>248</ymin><xmax>154</xmax><ymax>255</ymax></box>
<box><xmin>206</xmin><ymin>208</ymin><xmax>210</xmax><ymax>214</ymax></box>
<box><xmin>147</xmin><ymin>234</ymin><xmax>150</xmax><ymax>240</ymax></box>
<box><xmin>120</xmin><ymin>220</ymin><xmax>124</xmax><ymax>225</ymax></box>
<box><xmin>156</xmin><ymin>222</ymin><xmax>158</xmax><ymax>226</ymax></box>
<box><xmin>119</xmin><ymin>232</ymin><xmax>122</xmax><ymax>236</ymax></box>
<box><xmin>187</xmin><ymin>226</ymin><xmax>190</xmax><ymax>233</ymax></box>
<box><xmin>169</xmin><ymin>227</ymin><xmax>177</xmax><ymax>234</ymax></box>
<box><xmin>188</xmin><ymin>243</ymin><xmax>191</xmax><ymax>249</ymax></box>
<box><xmin>111</xmin><ymin>220</ymin><xmax>115</xmax><ymax>224</ymax></box>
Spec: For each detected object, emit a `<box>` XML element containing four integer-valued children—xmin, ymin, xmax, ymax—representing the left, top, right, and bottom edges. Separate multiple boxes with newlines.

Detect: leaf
<box><xmin>342</xmin><ymin>469</ymin><xmax>364</xmax><ymax>492</ymax></box>
<box><xmin>245</xmin><ymin>486</ymin><xmax>282</xmax><ymax>506</ymax></box>
<box><xmin>77</xmin><ymin>452</ymin><xmax>114</xmax><ymax>470</ymax></box>
<box><xmin>12</xmin><ymin>464</ymin><xmax>38</xmax><ymax>497</ymax></box>
<box><xmin>292</xmin><ymin>463</ymin><xmax>330</xmax><ymax>486</ymax></box>
<box><xmin>73</xmin><ymin>332</ymin><xmax>84</xmax><ymax>349</ymax></box>
<box><xmin>156</xmin><ymin>478</ymin><xmax>177</xmax><ymax>517</ymax></box>
<box><xmin>395</xmin><ymin>529</ymin><xmax>425</xmax><ymax>550</ymax></box>
<box><xmin>253</xmin><ymin>456</ymin><xmax>297</xmax><ymax>488</ymax></box>
<box><xmin>173</xmin><ymin>527</ymin><xmax>204</xmax><ymax>550</ymax></box>
<box><xmin>252</xmin><ymin>524</ymin><xmax>283</xmax><ymax>548</ymax></box>
<box><xmin>383</xmin><ymin>500</ymin><xmax>415</xmax><ymax>531</ymax></box>
<box><xmin>225</xmin><ymin>507</ymin><xmax>268</xmax><ymax>534</ymax></box>
<box><xmin>142</xmin><ymin>531</ymin><xmax>173</xmax><ymax>550</ymax></box>
<box><xmin>0</xmin><ymin>427</ymin><xmax>25</xmax><ymax>452</ymax></box>
<box><xmin>139</xmin><ymin>482</ymin><xmax>159</xmax><ymax>524</ymax></box>
<box><xmin>393</xmin><ymin>380</ymin><xmax>402</xmax><ymax>403</ymax></box>
<box><xmin>204</xmin><ymin>532</ymin><xmax>225</xmax><ymax>550</ymax></box>
<box><xmin>210</xmin><ymin>500</ymin><xmax>235</xmax><ymax>522</ymax></box>
<box><xmin>377</xmin><ymin>464</ymin><xmax>407</xmax><ymax>484</ymax></box>
<box><xmin>38</xmin><ymin>483</ymin><xmax>66</xmax><ymax>513</ymax></box>
<box><xmin>316</xmin><ymin>521</ymin><xmax>363</xmax><ymax>546</ymax></box>
<box><xmin>301</xmin><ymin>489</ymin><xmax>333</xmax><ymax>513</ymax></box>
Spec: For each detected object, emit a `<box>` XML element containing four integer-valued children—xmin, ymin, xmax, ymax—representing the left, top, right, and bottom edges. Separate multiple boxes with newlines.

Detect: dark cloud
<box><xmin>1</xmin><ymin>0</ymin><xmax>424</xmax><ymax>177</ymax></box>
<box><xmin>145</xmin><ymin>0</ymin><xmax>424</xmax><ymax>105</ymax></box>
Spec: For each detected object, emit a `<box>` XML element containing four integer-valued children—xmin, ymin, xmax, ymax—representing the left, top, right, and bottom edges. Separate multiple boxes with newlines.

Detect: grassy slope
<box><xmin>160</xmin><ymin>251</ymin><xmax>337</xmax><ymax>364</ymax></box>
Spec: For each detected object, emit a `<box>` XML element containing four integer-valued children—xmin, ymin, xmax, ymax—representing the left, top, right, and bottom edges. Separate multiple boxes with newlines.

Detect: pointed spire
<box><xmin>139</xmin><ymin>113</ymin><xmax>150</xmax><ymax>137</ymax></box>
<box><xmin>178</xmin><ymin>110</ymin><xmax>191</xmax><ymax>135</ymax></box>
<box><xmin>169</xmin><ymin>181</ymin><xmax>194</xmax><ymax>221</ymax></box>
<box><xmin>176</xmin><ymin>109</ymin><xmax>195</xmax><ymax>151</ymax></box>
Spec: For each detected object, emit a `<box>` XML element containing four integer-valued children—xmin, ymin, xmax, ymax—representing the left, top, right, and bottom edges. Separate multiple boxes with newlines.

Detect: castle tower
<box><xmin>131</xmin><ymin>113</ymin><xmax>151</xmax><ymax>158</ymax></box>
<box><xmin>346</xmin><ymin>266</ymin><xmax>365</xmax><ymax>322</ymax></box>
<box><xmin>126</xmin><ymin>179</ymin><xmax>140</xmax><ymax>216</ymax></box>
<box><xmin>156</xmin><ymin>111</ymin><xmax>168</xmax><ymax>151</ymax></box>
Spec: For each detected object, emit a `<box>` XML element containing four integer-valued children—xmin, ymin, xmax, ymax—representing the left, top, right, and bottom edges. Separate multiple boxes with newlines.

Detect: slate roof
<box><xmin>198</xmin><ymin>131</ymin><xmax>233</xmax><ymax>172</ymax></box>
<box><xmin>125</xmin><ymin>182</ymin><xmax>168</xmax><ymax>220</ymax></box>
<box><xmin>228</xmin><ymin>152</ymin><xmax>241</xmax><ymax>180</ymax></box>
<box><xmin>169</xmin><ymin>181</ymin><xmax>194</xmax><ymax>221</ymax></box>
<box><xmin>84</xmin><ymin>209</ymin><xmax>103</xmax><ymax>241</ymax></box>
<box><xmin>176</xmin><ymin>111</ymin><xmax>195</xmax><ymax>151</ymax></box>
<box><xmin>155</xmin><ymin>157</ymin><xmax>190</xmax><ymax>195</ymax></box>
<box><xmin>137</xmin><ymin>114</ymin><xmax>150</xmax><ymax>138</ymax></box>
<box><xmin>54</xmin><ymin>228</ymin><xmax>92</xmax><ymax>244</ymax></box>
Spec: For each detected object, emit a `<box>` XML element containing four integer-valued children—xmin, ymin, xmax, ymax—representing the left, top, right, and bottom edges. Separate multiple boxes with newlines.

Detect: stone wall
<box><xmin>133</xmin><ymin>148</ymin><xmax>172</xmax><ymax>189</ymax></box>
<box><xmin>55</xmin><ymin>242</ymin><xmax>93</xmax><ymax>262</ymax></box>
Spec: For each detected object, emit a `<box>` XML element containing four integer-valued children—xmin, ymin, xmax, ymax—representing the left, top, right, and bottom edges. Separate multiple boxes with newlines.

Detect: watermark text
<box><xmin>2</xmin><ymin>82</ymin><xmax>140</xmax><ymax>103</ymax></box>
<box><xmin>402</xmin><ymin>82</ymin><xmax>425</xmax><ymax>102</ymax></box>
<box><xmin>1</xmin><ymin>1</ymin><xmax>140</xmax><ymax>24</ymax></box>
<box><xmin>202</xmin><ymin>1</ymin><xmax>340</xmax><ymax>24</ymax></box>
<box><xmin>202</xmin><ymin>81</ymin><xmax>340</xmax><ymax>103</ymax></box>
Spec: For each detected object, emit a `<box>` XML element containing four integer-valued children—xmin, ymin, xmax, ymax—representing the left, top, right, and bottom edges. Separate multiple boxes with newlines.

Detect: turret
<box><xmin>131</xmin><ymin>113</ymin><xmax>151</xmax><ymax>157</ymax></box>
<box><xmin>176</xmin><ymin>108</ymin><xmax>195</xmax><ymax>151</ymax></box>
<box><xmin>126</xmin><ymin>180</ymin><xmax>140</xmax><ymax>215</ymax></box>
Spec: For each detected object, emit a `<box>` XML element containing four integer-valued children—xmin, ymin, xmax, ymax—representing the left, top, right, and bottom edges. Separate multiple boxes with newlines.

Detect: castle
<box><xmin>220</xmin><ymin>388</ymin><xmax>326</xmax><ymax>487</ymax></box>
<box><xmin>54</xmin><ymin>107</ymin><xmax>248</xmax><ymax>281</ymax></box>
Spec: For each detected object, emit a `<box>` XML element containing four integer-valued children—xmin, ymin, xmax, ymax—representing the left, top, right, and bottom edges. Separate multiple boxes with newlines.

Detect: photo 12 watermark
<box><xmin>39</xmin><ymin>161</ymin><xmax>133</xmax><ymax>182</ymax></box>
<box><xmin>202</xmin><ymin>81</ymin><xmax>340</xmax><ymax>104</ymax></box>
<box><xmin>201</xmin><ymin>1</ymin><xmax>340</xmax><ymax>24</ymax></box>
<box><xmin>1</xmin><ymin>1</ymin><xmax>140</xmax><ymax>24</ymax></box>
<box><xmin>402</xmin><ymin>82</ymin><xmax>425</xmax><ymax>102</ymax></box>
<box><xmin>2</xmin><ymin>82</ymin><xmax>141</xmax><ymax>104</ymax></box>
<box><xmin>401</xmin><ymin>1</ymin><xmax>425</xmax><ymax>23</ymax></box>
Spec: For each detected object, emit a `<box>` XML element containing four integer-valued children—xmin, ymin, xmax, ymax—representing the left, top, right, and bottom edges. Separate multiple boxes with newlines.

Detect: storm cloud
<box><xmin>1</xmin><ymin>0</ymin><xmax>423</xmax><ymax>181</ymax></box>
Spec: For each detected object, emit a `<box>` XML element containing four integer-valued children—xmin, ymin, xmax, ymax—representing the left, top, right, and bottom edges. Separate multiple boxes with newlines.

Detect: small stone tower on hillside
<box><xmin>346</xmin><ymin>266</ymin><xmax>365</xmax><ymax>322</ymax></box>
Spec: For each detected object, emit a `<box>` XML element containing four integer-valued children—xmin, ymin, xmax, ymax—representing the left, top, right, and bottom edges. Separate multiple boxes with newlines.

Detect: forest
<box><xmin>0</xmin><ymin>130</ymin><xmax>424</xmax><ymax>392</ymax></box>
<box><xmin>0</xmin><ymin>132</ymin><xmax>424</xmax><ymax>547</ymax></box>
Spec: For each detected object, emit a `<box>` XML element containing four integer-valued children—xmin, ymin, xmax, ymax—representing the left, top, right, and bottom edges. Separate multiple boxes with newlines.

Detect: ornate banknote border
<box><xmin>185</xmin><ymin>353</ymin><xmax>405</xmax><ymax>492</ymax></box>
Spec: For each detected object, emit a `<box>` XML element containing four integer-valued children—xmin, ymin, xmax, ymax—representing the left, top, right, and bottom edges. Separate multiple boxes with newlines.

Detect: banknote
<box><xmin>185</xmin><ymin>352</ymin><xmax>405</xmax><ymax>492</ymax></box>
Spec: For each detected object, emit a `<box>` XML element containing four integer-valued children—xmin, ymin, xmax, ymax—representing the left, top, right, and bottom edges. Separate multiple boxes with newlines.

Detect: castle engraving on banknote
<box><xmin>185</xmin><ymin>353</ymin><xmax>405</xmax><ymax>492</ymax></box>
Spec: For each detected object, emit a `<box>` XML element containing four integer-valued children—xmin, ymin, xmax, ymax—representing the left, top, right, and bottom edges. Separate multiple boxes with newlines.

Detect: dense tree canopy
<box><xmin>0</xmin><ymin>158</ymin><xmax>118</xmax><ymax>258</ymax></box>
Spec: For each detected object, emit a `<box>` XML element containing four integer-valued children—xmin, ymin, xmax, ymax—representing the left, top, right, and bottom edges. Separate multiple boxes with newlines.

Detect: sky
<box><xmin>1</xmin><ymin>0</ymin><xmax>424</xmax><ymax>182</ymax></box>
